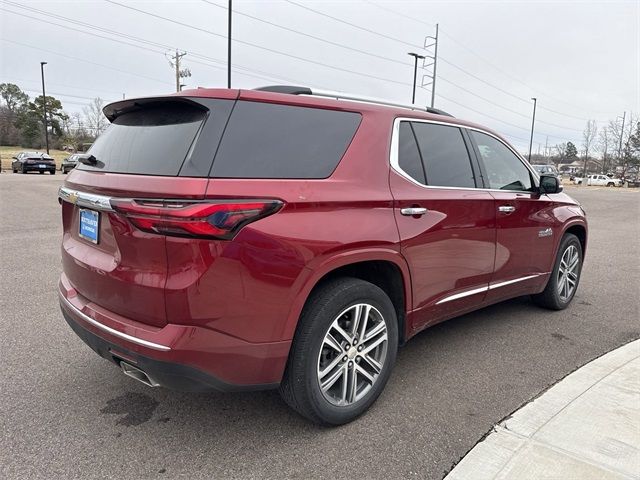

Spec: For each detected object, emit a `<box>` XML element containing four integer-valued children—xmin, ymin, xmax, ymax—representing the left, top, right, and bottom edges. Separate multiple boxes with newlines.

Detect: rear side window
<box><xmin>211</xmin><ymin>101</ymin><xmax>361</xmax><ymax>178</ymax></box>
<box><xmin>411</xmin><ymin>123</ymin><xmax>476</xmax><ymax>188</ymax></box>
<box><xmin>397</xmin><ymin>122</ymin><xmax>426</xmax><ymax>184</ymax></box>
<box><xmin>78</xmin><ymin>102</ymin><xmax>206</xmax><ymax>176</ymax></box>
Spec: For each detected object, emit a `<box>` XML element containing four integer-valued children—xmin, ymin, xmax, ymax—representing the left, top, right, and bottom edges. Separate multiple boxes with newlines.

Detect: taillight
<box><xmin>109</xmin><ymin>199</ymin><xmax>283</xmax><ymax>240</ymax></box>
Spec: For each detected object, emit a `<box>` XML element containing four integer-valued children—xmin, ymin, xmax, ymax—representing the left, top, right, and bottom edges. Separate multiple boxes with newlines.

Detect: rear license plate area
<box><xmin>79</xmin><ymin>208</ymin><xmax>100</xmax><ymax>244</ymax></box>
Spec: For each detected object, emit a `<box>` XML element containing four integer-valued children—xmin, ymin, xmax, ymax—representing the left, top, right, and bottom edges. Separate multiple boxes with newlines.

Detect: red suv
<box><xmin>58</xmin><ymin>86</ymin><xmax>587</xmax><ymax>424</ymax></box>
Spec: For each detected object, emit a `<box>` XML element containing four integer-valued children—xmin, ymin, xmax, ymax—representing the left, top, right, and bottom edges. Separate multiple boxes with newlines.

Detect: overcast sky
<box><xmin>1</xmin><ymin>0</ymin><xmax>638</xmax><ymax>152</ymax></box>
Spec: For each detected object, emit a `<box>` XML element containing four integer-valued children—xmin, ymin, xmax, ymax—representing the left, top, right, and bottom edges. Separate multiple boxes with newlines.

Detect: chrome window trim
<box><xmin>435</xmin><ymin>274</ymin><xmax>544</xmax><ymax>305</ymax></box>
<box><xmin>60</xmin><ymin>293</ymin><xmax>171</xmax><ymax>351</ymax></box>
<box><xmin>389</xmin><ymin>117</ymin><xmax>540</xmax><ymax>193</ymax></box>
<box><xmin>58</xmin><ymin>186</ymin><xmax>115</xmax><ymax>212</ymax></box>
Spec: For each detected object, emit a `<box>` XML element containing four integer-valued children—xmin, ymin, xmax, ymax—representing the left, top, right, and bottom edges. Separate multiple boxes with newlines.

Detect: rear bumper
<box><xmin>23</xmin><ymin>166</ymin><xmax>55</xmax><ymax>172</ymax></box>
<box><xmin>59</xmin><ymin>277</ymin><xmax>290</xmax><ymax>391</ymax></box>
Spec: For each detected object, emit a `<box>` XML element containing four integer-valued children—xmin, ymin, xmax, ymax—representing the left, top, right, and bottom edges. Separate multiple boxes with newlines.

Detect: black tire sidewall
<box><xmin>293</xmin><ymin>279</ymin><xmax>398</xmax><ymax>425</ymax></box>
<box><xmin>547</xmin><ymin>234</ymin><xmax>583</xmax><ymax>308</ymax></box>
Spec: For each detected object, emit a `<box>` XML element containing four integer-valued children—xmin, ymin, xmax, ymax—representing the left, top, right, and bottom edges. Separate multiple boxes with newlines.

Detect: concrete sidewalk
<box><xmin>445</xmin><ymin>340</ymin><xmax>640</xmax><ymax>480</ymax></box>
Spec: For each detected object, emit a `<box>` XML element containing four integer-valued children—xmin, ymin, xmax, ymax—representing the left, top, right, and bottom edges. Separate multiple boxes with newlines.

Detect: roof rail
<box><xmin>254</xmin><ymin>85</ymin><xmax>454</xmax><ymax>117</ymax></box>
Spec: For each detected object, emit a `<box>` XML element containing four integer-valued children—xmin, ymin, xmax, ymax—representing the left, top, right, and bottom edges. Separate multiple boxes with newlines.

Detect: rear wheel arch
<box><xmin>284</xmin><ymin>254</ymin><xmax>411</xmax><ymax>344</ymax></box>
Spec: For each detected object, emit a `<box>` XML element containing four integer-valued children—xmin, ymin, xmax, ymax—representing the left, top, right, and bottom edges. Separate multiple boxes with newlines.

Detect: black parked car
<box><xmin>12</xmin><ymin>152</ymin><xmax>56</xmax><ymax>174</ymax></box>
<box><xmin>61</xmin><ymin>154</ymin><xmax>80</xmax><ymax>174</ymax></box>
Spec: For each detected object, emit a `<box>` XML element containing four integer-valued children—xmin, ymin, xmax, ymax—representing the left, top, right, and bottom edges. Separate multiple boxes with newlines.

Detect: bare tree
<box><xmin>598</xmin><ymin>127</ymin><xmax>612</xmax><ymax>173</ymax></box>
<box><xmin>609</xmin><ymin>113</ymin><xmax>639</xmax><ymax>177</ymax></box>
<box><xmin>581</xmin><ymin>120</ymin><xmax>598</xmax><ymax>181</ymax></box>
<box><xmin>83</xmin><ymin>97</ymin><xmax>107</xmax><ymax>137</ymax></box>
<box><xmin>554</xmin><ymin>142</ymin><xmax>568</xmax><ymax>167</ymax></box>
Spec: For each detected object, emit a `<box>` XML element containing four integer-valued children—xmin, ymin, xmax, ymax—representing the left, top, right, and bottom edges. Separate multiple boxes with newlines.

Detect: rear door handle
<box><xmin>400</xmin><ymin>207</ymin><xmax>428</xmax><ymax>216</ymax></box>
<box><xmin>498</xmin><ymin>205</ymin><xmax>516</xmax><ymax>213</ymax></box>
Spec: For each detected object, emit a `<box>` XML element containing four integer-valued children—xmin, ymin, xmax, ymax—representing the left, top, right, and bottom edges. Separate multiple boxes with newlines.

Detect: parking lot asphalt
<box><xmin>1</xmin><ymin>174</ymin><xmax>638</xmax><ymax>480</ymax></box>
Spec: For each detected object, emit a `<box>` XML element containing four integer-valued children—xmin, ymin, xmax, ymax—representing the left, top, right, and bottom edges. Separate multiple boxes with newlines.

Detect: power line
<box><xmin>280</xmin><ymin>0</ymin><xmax>589</xmax><ymax>131</ymax></box>
<box><xmin>104</xmin><ymin>0</ymin><xmax>415</xmax><ymax>87</ymax></box>
<box><xmin>436</xmin><ymin>92</ymin><xmax>577</xmax><ymax>143</ymax></box>
<box><xmin>1</xmin><ymin>8</ymin><xmax>169</xmax><ymax>60</ymax></box>
<box><xmin>0</xmin><ymin>74</ymin><xmax>125</xmax><ymax>97</ymax></box>
<box><xmin>20</xmin><ymin>88</ymin><xmax>96</xmax><ymax>106</ymax></box>
<box><xmin>1</xmin><ymin>37</ymin><xmax>171</xmax><ymax>86</ymax></box>
<box><xmin>283</xmin><ymin>0</ymin><xmax>421</xmax><ymax>49</ymax></box>
<box><xmin>201</xmin><ymin>0</ymin><xmax>411</xmax><ymax>68</ymax></box>
<box><xmin>437</xmin><ymin>76</ymin><xmax>584</xmax><ymax>133</ymax></box>
<box><xmin>2</xmin><ymin>5</ymin><xmax>301</xmax><ymax>88</ymax></box>
<box><xmin>4</xmin><ymin>1</ymin><xmax>584</xmax><ymax>144</ymax></box>
<box><xmin>363</xmin><ymin>0</ymin><xmax>604</xmax><ymax>120</ymax></box>
<box><xmin>5</xmin><ymin>1</ymin><xmax>170</xmax><ymax>52</ymax></box>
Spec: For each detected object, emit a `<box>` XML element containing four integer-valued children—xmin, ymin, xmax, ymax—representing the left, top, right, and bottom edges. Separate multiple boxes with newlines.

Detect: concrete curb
<box><xmin>444</xmin><ymin>340</ymin><xmax>640</xmax><ymax>480</ymax></box>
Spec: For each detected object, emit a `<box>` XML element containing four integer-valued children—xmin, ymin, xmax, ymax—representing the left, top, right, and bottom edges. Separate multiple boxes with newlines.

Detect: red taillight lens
<box><xmin>110</xmin><ymin>199</ymin><xmax>283</xmax><ymax>239</ymax></box>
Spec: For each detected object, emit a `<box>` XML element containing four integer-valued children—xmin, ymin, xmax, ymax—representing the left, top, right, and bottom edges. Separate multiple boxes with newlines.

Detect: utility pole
<box><xmin>228</xmin><ymin>0</ymin><xmax>232</xmax><ymax>88</ymax></box>
<box><xmin>430</xmin><ymin>23</ymin><xmax>439</xmax><ymax>108</ymax></box>
<box><xmin>407</xmin><ymin>53</ymin><xmax>425</xmax><ymax>104</ymax></box>
<box><xmin>528</xmin><ymin>97</ymin><xmax>537</xmax><ymax>162</ymax></box>
<box><xmin>420</xmin><ymin>24</ymin><xmax>439</xmax><ymax>108</ymax></box>
<box><xmin>617</xmin><ymin>111</ymin><xmax>626</xmax><ymax>160</ymax></box>
<box><xmin>544</xmin><ymin>136</ymin><xmax>549</xmax><ymax>164</ymax></box>
<box><xmin>168</xmin><ymin>50</ymin><xmax>191</xmax><ymax>93</ymax></box>
<box><xmin>40</xmin><ymin>61</ymin><xmax>49</xmax><ymax>155</ymax></box>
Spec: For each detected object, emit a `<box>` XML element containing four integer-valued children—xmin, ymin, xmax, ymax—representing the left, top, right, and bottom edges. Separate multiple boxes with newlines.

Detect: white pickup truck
<box><xmin>573</xmin><ymin>174</ymin><xmax>622</xmax><ymax>187</ymax></box>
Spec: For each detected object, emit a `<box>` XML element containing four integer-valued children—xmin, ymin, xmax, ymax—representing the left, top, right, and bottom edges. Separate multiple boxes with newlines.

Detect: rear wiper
<box><xmin>77</xmin><ymin>154</ymin><xmax>97</xmax><ymax>165</ymax></box>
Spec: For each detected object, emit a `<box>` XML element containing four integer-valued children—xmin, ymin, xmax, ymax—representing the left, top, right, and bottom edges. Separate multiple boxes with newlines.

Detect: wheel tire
<box><xmin>607</xmin><ymin>182</ymin><xmax>613</xmax><ymax>187</ymax></box>
<box><xmin>532</xmin><ymin>233</ymin><xmax>583</xmax><ymax>310</ymax></box>
<box><xmin>22</xmin><ymin>167</ymin><xmax>27</xmax><ymax>174</ymax></box>
<box><xmin>50</xmin><ymin>170</ymin><xmax>55</xmax><ymax>175</ymax></box>
<box><xmin>279</xmin><ymin>277</ymin><xmax>398</xmax><ymax>425</ymax></box>
<box><xmin>39</xmin><ymin>171</ymin><xmax>44</xmax><ymax>174</ymax></box>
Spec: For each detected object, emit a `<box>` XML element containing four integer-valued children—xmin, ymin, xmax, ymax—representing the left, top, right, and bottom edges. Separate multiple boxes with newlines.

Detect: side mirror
<box><xmin>12</xmin><ymin>156</ymin><xmax>17</xmax><ymax>160</ymax></box>
<box><xmin>539</xmin><ymin>174</ymin><xmax>563</xmax><ymax>194</ymax></box>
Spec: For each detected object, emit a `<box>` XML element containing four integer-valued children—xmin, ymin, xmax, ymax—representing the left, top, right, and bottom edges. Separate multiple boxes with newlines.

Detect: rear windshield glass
<box><xmin>78</xmin><ymin>102</ymin><xmax>206</xmax><ymax>176</ymax></box>
<box><xmin>211</xmin><ymin>101</ymin><xmax>361</xmax><ymax>179</ymax></box>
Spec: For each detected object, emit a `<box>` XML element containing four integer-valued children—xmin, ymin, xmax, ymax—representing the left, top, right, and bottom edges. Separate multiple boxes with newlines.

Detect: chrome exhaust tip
<box><xmin>120</xmin><ymin>361</ymin><xmax>160</xmax><ymax>388</ymax></box>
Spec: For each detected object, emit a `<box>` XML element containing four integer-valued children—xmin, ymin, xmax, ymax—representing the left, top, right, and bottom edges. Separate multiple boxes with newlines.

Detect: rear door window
<box><xmin>78</xmin><ymin>102</ymin><xmax>207</xmax><ymax>176</ymax></box>
<box><xmin>210</xmin><ymin>101</ymin><xmax>361</xmax><ymax>179</ymax></box>
<box><xmin>411</xmin><ymin>122</ymin><xmax>477</xmax><ymax>188</ymax></box>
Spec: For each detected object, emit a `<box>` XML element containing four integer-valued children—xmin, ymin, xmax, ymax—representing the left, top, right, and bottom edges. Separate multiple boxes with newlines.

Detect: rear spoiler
<box><xmin>103</xmin><ymin>96</ymin><xmax>209</xmax><ymax>122</ymax></box>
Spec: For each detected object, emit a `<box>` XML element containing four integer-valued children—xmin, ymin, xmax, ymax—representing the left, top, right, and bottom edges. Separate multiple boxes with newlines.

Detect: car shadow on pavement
<box><xmin>92</xmin><ymin>295</ymin><xmax>544</xmax><ymax>433</ymax></box>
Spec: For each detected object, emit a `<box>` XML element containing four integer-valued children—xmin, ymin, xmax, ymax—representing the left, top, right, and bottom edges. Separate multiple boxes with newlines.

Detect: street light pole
<box><xmin>407</xmin><ymin>52</ymin><xmax>425</xmax><ymax>104</ymax></box>
<box><xmin>40</xmin><ymin>61</ymin><xmax>49</xmax><ymax>155</ymax></box>
<box><xmin>227</xmin><ymin>0</ymin><xmax>232</xmax><ymax>88</ymax></box>
<box><xmin>528</xmin><ymin>97</ymin><xmax>537</xmax><ymax>163</ymax></box>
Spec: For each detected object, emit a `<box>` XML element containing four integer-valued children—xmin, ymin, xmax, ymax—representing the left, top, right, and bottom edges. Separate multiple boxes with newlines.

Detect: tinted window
<box><xmin>471</xmin><ymin>131</ymin><xmax>533</xmax><ymax>191</ymax></box>
<box><xmin>78</xmin><ymin>102</ymin><xmax>206</xmax><ymax>176</ymax></box>
<box><xmin>411</xmin><ymin>123</ymin><xmax>476</xmax><ymax>188</ymax></box>
<box><xmin>397</xmin><ymin>122</ymin><xmax>425</xmax><ymax>184</ymax></box>
<box><xmin>211</xmin><ymin>101</ymin><xmax>361</xmax><ymax>179</ymax></box>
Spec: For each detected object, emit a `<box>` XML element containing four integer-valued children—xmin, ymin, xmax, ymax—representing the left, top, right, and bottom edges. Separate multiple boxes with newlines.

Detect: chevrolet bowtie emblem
<box><xmin>68</xmin><ymin>191</ymin><xmax>78</xmax><ymax>204</ymax></box>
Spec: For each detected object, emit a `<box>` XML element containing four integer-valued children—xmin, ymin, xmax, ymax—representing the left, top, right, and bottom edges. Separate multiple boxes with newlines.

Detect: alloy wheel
<box><xmin>316</xmin><ymin>303</ymin><xmax>388</xmax><ymax>406</ymax></box>
<box><xmin>557</xmin><ymin>245</ymin><xmax>580</xmax><ymax>302</ymax></box>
